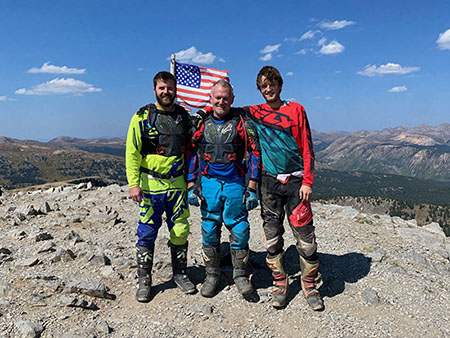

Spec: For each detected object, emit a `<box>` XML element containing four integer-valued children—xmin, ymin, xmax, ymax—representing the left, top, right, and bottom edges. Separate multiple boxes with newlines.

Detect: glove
<box><xmin>187</xmin><ymin>187</ymin><xmax>200</xmax><ymax>207</ymax></box>
<box><xmin>191</xmin><ymin>109</ymin><xmax>209</xmax><ymax>130</ymax></box>
<box><xmin>245</xmin><ymin>188</ymin><xmax>258</xmax><ymax>211</ymax></box>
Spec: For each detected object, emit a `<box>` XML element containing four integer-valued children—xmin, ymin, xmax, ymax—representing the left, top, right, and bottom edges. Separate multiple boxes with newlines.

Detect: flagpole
<box><xmin>170</xmin><ymin>54</ymin><xmax>175</xmax><ymax>75</ymax></box>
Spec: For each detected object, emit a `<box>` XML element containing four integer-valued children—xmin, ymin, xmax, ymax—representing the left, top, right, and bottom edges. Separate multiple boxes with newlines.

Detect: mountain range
<box><xmin>313</xmin><ymin>123</ymin><xmax>450</xmax><ymax>182</ymax></box>
<box><xmin>0</xmin><ymin>123</ymin><xmax>449</xmax><ymax>190</ymax></box>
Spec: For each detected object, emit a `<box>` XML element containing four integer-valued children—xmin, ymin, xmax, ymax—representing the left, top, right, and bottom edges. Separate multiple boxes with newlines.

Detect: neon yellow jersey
<box><xmin>125</xmin><ymin>103</ymin><xmax>191</xmax><ymax>188</ymax></box>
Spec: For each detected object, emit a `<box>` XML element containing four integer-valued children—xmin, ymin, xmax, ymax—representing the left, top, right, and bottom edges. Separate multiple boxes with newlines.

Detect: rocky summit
<box><xmin>0</xmin><ymin>182</ymin><xmax>449</xmax><ymax>338</ymax></box>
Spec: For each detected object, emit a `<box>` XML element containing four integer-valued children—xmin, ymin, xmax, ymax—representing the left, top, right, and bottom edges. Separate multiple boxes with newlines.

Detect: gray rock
<box><xmin>59</xmin><ymin>295</ymin><xmax>99</xmax><ymax>310</ymax></box>
<box><xmin>195</xmin><ymin>305</ymin><xmax>213</xmax><ymax>314</ymax></box>
<box><xmin>75</xmin><ymin>182</ymin><xmax>88</xmax><ymax>190</ymax></box>
<box><xmin>0</xmin><ymin>247</ymin><xmax>12</xmax><ymax>255</ymax></box>
<box><xmin>56</xmin><ymin>330</ymin><xmax>95</xmax><ymax>338</ymax></box>
<box><xmin>50</xmin><ymin>248</ymin><xmax>76</xmax><ymax>263</ymax></box>
<box><xmin>19</xmin><ymin>205</ymin><xmax>39</xmax><ymax>216</ymax></box>
<box><xmin>423</xmin><ymin>222</ymin><xmax>445</xmax><ymax>236</ymax></box>
<box><xmin>368</xmin><ymin>248</ymin><xmax>386</xmax><ymax>263</ymax></box>
<box><xmin>0</xmin><ymin>253</ymin><xmax>14</xmax><ymax>263</ymax></box>
<box><xmin>0</xmin><ymin>284</ymin><xmax>13</xmax><ymax>297</ymax></box>
<box><xmin>39</xmin><ymin>201</ymin><xmax>52</xmax><ymax>214</ymax></box>
<box><xmin>15</xmin><ymin>213</ymin><xmax>26</xmax><ymax>222</ymax></box>
<box><xmin>64</xmin><ymin>230</ymin><xmax>83</xmax><ymax>243</ymax></box>
<box><xmin>388</xmin><ymin>265</ymin><xmax>405</xmax><ymax>274</ymax></box>
<box><xmin>28</xmin><ymin>294</ymin><xmax>47</xmax><ymax>307</ymax></box>
<box><xmin>37</xmin><ymin>242</ymin><xmax>56</xmax><ymax>253</ymax></box>
<box><xmin>69</xmin><ymin>194</ymin><xmax>82</xmax><ymax>203</ymax></box>
<box><xmin>406</xmin><ymin>251</ymin><xmax>438</xmax><ymax>273</ymax></box>
<box><xmin>391</xmin><ymin>216</ymin><xmax>408</xmax><ymax>228</ymax></box>
<box><xmin>0</xmin><ymin>298</ymin><xmax>11</xmax><ymax>307</ymax></box>
<box><xmin>89</xmin><ymin>254</ymin><xmax>111</xmax><ymax>266</ymax></box>
<box><xmin>398</xmin><ymin>227</ymin><xmax>447</xmax><ymax>259</ymax></box>
<box><xmin>66</xmin><ymin>280</ymin><xmax>113</xmax><ymax>299</ymax></box>
<box><xmin>33</xmin><ymin>232</ymin><xmax>53</xmax><ymax>242</ymax></box>
<box><xmin>362</xmin><ymin>288</ymin><xmax>381</xmax><ymax>304</ymax></box>
<box><xmin>100</xmin><ymin>266</ymin><xmax>123</xmax><ymax>280</ymax></box>
<box><xmin>15</xmin><ymin>230</ymin><xmax>27</xmax><ymax>239</ymax></box>
<box><xmin>42</xmin><ymin>279</ymin><xmax>64</xmax><ymax>292</ymax></box>
<box><xmin>88</xmin><ymin>319</ymin><xmax>111</xmax><ymax>334</ymax></box>
<box><xmin>113</xmin><ymin>257</ymin><xmax>135</xmax><ymax>269</ymax></box>
<box><xmin>19</xmin><ymin>258</ymin><xmax>40</xmax><ymax>267</ymax></box>
<box><xmin>14</xmin><ymin>319</ymin><xmax>44</xmax><ymax>338</ymax></box>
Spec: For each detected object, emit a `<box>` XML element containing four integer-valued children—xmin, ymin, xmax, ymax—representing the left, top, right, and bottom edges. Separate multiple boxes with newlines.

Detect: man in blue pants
<box><xmin>186</xmin><ymin>79</ymin><xmax>261</xmax><ymax>297</ymax></box>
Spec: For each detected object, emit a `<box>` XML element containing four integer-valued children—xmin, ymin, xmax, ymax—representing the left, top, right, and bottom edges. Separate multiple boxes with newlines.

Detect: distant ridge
<box><xmin>314</xmin><ymin>123</ymin><xmax>450</xmax><ymax>182</ymax></box>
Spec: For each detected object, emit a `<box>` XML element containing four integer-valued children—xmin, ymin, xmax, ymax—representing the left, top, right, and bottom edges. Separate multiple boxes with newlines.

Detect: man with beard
<box><xmin>126</xmin><ymin>71</ymin><xmax>196</xmax><ymax>302</ymax></box>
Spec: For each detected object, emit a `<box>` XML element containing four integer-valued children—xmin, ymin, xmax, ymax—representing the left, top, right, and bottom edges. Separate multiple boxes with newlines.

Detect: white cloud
<box><xmin>388</xmin><ymin>85</ymin><xmax>407</xmax><ymax>92</ymax></box>
<box><xmin>173</xmin><ymin>46</ymin><xmax>216</xmax><ymax>64</ymax></box>
<box><xmin>319</xmin><ymin>20</ymin><xmax>355</xmax><ymax>30</ymax></box>
<box><xmin>295</xmin><ymin>49</ymin><xmax>307</xmax><ymax>55</ymax></box>
<box><xmin>300</xmin><ymin>30</ymin><xmax>321</xmax><ymax>41</ymax></box>
<box><xmin>137</xmin><ymin>68</ymin><xmax>144</xmax><ymax>71</ymax></box>
<box><xmin>0</xmin><ymin>96</ymin><xmax>17</xmax><ymax>101</ymax></box>
<box><xmin>260</xmin><ymin>44</ymin><xmax>281</xmax><ymax>54</ymax></box>
<box><xmin>286</xmin><ymin>72</ymin><xmax>294</xmax><ymax>76</ymax></box>
<box><xmin>15</xmin><ymin>78</ymin><xmax>102</xmax><ymax>96</ymax></box>
<box><xmin>319</xmin><ymin>40</ymin><xmax>345</xmax><ymax>55</ymax></box>
<box><xmin>27</xmin><ymin>62</ymin><xmax>86</xmax><ymax>74</ymax></box>
<box><xmin>318</xmin><ymin>37</ymin><xmax>327</xmax><ymax>46</ymax></box>
<box><xmin>436</xmin><ymin>28</ymin><xmax>450</xmax><ymax>50</ymax></box>
<box><xmin>219</xmin><ymin>58</ymin><xmax>226</xmax><ymax>62</ymax></box>
<box><xmin>259</xmin><ymin>53</ymin><xmax>272</xmax><ymax>61</ymax></box>
<box><xmin>357</xmin><ymin>63</ymin><xmax>420</xmax><ymax>77</ymax></box>
<box><xmin>325</xmin><ymin>96</ymin><xmax>332</xmax><ymax>100</ymax></box>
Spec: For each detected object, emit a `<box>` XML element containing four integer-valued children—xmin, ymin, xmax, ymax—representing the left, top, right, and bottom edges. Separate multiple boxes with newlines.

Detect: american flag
<box><xmin>175</xmin><ymin>61</ymin><xmax>229</xmax><ymax>109</ymax></box>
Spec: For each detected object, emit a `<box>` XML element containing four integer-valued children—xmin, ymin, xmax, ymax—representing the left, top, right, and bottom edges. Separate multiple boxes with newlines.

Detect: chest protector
<box><xmin>138</xmin><ymin>104</ymin><xmax>189</xmax><ymax>157</ymax></box>
<box><xmin>199</xmin><ymin>115</ymin><xmax>243</xmax><ymax>164</ymax></box>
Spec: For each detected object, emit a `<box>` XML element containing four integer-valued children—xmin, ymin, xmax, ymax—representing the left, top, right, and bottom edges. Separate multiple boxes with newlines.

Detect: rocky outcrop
<box><xmin>0</xmin><ymin>183</ymin><xmax>449</xmax><ymax>337</ymax></box>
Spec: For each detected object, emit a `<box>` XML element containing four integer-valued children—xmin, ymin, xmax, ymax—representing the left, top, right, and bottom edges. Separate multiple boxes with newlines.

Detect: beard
<box><xmin>156</xmin><ymin>92</ymin><xmax>175</xmax><ymax>108</ymax></box>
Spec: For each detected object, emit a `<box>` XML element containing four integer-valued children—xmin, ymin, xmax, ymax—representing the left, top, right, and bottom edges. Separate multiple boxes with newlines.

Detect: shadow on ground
<box><xmin>248</xmin><ymin>244</ymin><xmax>372</xmax><ymax>306</ymax></box>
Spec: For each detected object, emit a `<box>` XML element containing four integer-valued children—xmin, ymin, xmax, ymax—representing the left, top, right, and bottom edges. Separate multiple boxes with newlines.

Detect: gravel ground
<box><xmin>0</xmin><ymin>183</ymin><xmax>449</xmax><ymax>337</ymax></box>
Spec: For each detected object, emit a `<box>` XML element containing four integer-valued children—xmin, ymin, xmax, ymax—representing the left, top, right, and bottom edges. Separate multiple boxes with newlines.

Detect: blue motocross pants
<box><xmin>200</xmin><ymin>175</ymin><xmax>249</xmax><ymax>250</ymax></box>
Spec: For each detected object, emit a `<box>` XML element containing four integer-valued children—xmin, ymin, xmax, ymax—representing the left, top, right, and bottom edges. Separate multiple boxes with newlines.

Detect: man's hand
<box><xmin>299</xmin><ymin>185</ymin><xmax>312</xmax><ymax>202</ymax></box>
<box><xmin>187</xmin><ymin>186</ymin><xmax>200</xmax><ymax>207</ymax></box>
<box><xmin>129</xmin><ymin>186</ymin><xmax>144</xmax><ymax>203</ymax></box>
<box><xmin>245</xmin><ymin>188</ymin><xmax>259</xmax><ymax>211</ymax></box>
<box><xmin>191</xmin><ymin>109</ymin><xmax>211</xmax><ymax>130</ymax></box>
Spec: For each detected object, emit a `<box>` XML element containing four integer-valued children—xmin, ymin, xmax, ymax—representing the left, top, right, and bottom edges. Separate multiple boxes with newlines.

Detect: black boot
<box><xmin>169</xmin><ymin>241</ymin><xmax>196</xmax><ymax>294</ymax></box>
<box><xmin>231</xmin><ymin>248</ymin><xmax>253</xmax><ymax>296</ymax></box>
<box><xmin>201</xmin><ymin>245</ymin><xmax>220</xmax><ymax>298</ymax></box>
<box><xmin>299</xmin><ymin>256</ymin><xmax>324</xmax><ymax>311</ymax></box>
<box><xmin>136</xmin><ymin>245</ymin><xmax>154</xmax><ymax>302</ymax></box>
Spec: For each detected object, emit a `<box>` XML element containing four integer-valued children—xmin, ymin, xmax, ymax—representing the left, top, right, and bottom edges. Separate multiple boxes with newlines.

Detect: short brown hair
<box><xmin>256</xmin><ymin>66</ymin><xmax>283</xmax><ymax>90</ymax></box>
<box><xmin>153</xmin><ymin>71</ymin><xmax>176</xmax><ymax>88</ymax></box>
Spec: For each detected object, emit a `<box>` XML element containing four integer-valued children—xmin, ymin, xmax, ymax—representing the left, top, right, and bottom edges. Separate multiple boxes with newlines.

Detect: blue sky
<box><xmin>1</xmin><ymin>0</ymin><xmax>449</xmax><ymax>141</ymax></box>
